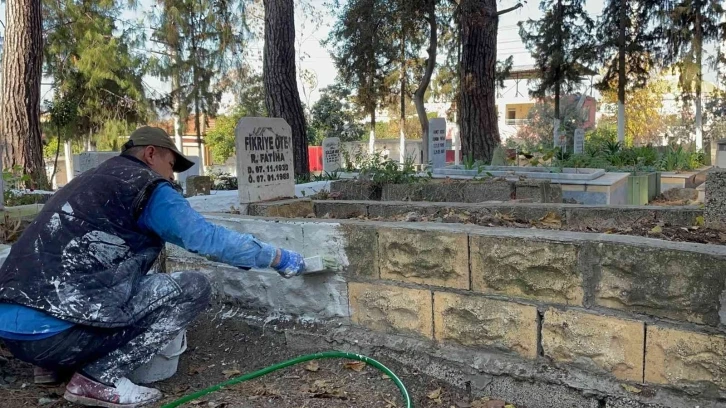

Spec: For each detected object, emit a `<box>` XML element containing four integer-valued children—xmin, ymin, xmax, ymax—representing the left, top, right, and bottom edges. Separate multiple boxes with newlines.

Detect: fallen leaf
<box><xmin>539</xmin><ymin>212</ymin><xmax>562</xmax><ymax>228</ymax></box>
<box><xmin>380</xmin><ymin>374</ymin><xmax>390</xmax><ymax>380</ymax></box>
<box><xmin>495</xmin><ymin>212</ymin><xmax>516</xmax><ymax>222</ymax></box>
<box><xmin>188</xmin><ymin>366</ymin><xmax>207</xmax><ymax>376</ymax></box>
<box><xmin>649</xmin><ymin>225</ymin><xmax>663</xmax><ymax>234</ymax></box>
<box><xmin>621</xmin><ymin>383</ymin><xmax>642</xmax><ymax>394</ymax></box>
<box><xmin>222</xmin><ymin>369</ymin><xmax>241</xmax><ymax>379</ymax></box>
<box><xmin>305</xmin><ymin>361</ymin><xmax>320</xmax><ymax>372</ymax></box>
<box><xmin>428</xmin><ymin>387</ymin><xmax>442</xmax><ymax>400</ymax></box>
<box><xmin>343</xmin><ymin>361</ymin><xmax>366</xmax><ymax>372</ymax></box>
<box><xmin>383</xmin><ymin>398</ymin><xmax>398</xmax><ymax>408</ymax></box>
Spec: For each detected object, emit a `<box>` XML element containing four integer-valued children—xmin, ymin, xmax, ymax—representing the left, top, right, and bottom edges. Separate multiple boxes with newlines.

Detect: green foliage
<box><xmin>327</xmin><ymin>0</ymin><xmax>397</xmax><ymax>122</ymax></box>
<box><xmin>359</xmin><ymin>153</ymin><xmax>419</xmax><ymax>186</ymax></box>
<box><xmin>94</xmin><ymin>120</ymin><xmax>136</xmax><ymax>151</ymax></box>
<box><xmin>208</xmin><ymin>170</ymin><xmax>238</xmax><ymax>190</ymax></box>
<box><xmin>595</xmin><ymin>0</ymin><xmax>661</xmax><ymax>93</ymax></box>
<box><xmin>205</xmin><ymin>106</ymin><xmax>246</xmax><ymax>164</ymax></box>
<box><xmin>308</xmin><ymin>83</ymin><xmax>365</xmax><ymax>145</ymax></box>
<box><xmin>512</xmin><ymin>98</ymin><xmax>587</xmax><ymax>151</ymax></box>
<box><xmin>554</xmin><ymin>140</ymin><xmax>705</xmax><ymax>172</ymax></box>
<box><xmin>585</xmin><ymin>123</ymin><xmax>617</xmax><ymax>147</ymax></box>
<box><xmin>43</xmin><ymin>0</ymin><xmax>151</xmax><ymax>143</ymax></box>
<box><xmin>150</xmin><ymin>0</ymin><xmax>247</xmax><ymax>136</ymax></box>
<box><xmin>518</xmin><ymin>0</ymin><xmax>597</xmax><ymax>104</ymax></box>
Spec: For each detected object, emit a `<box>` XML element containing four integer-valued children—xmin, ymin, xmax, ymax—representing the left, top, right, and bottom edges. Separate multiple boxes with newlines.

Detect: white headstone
<box><xmin>74</xmin><ymin>151</ymin><xmax>119</xmax><ymax>176</ymax></box>
<box><xmin>322</xmin><ymin>137</ymin><xmax>341</xmax><ymax>173</ymax></box>
<box><xmin>574</xmin><ymin>128</ymin><xmax>585</xmax><ymax>154</ymax></box>
<box><xmin>429</xmin><ymin>118</ymin><xmax>447</xmax><ymax>168</ymax></box>
<box><xmin>235</xmin><ymin>117</ymin><xmax>295</xmax><ymax>203</ymax></box>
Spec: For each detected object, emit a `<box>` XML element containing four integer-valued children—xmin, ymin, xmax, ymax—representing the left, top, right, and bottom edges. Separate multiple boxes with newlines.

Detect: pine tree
<box><xmin>596</xmin><ymin>0</ymin><xmax>662</xmax><ymax>143</ymax></box>
<box><xmin>43</xmin><ymin>0</ymin><xmax>150</xmax><ymax>149</ymax></box>
<box><xmin>151</xmin><ymin>0</ymin><xmax>246</xmax><ymax>173</ymax></box>
<box><xmin>327</xmin><ymin>0</ymin><xmax>397</xmax><ymax>154</ymax></box>
<box><xmin>0</xmin><ymin>0</ymin><xmax>47</xmax><ymax>188</ymax></box>
<box><xmin>263</xmin><ymin>0</ymin><xmax>309</xmax><ymax>177</ymax></box>
<box><xmin>519</xmin><ymin>0</ymin><xmax>596</xmax><ymax>150</ymax></box>
<box><xmin>658</xmin><ymin>0</ymin><xmax>724</xmax><ymax>150</ymax></box>
<box><xmin>457</xmin><ymin>0</ymin><xmax>521</xmax><ymax>163</ymax></box>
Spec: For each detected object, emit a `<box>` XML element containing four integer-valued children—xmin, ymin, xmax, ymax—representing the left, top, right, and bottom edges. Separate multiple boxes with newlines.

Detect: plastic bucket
<box><xmin>128</xmin><ymin>330</ymin><xmax>187</xmax><ymax>384</ymax></box>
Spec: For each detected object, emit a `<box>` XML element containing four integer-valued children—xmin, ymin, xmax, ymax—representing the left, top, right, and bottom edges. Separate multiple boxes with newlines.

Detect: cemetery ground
<box><xmin>0</xmin><ymin>306</ymin><xmax>486</xmax><ymax>408</ymax></box>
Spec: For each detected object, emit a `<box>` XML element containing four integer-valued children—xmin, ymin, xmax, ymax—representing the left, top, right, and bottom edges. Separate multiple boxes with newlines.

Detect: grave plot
<box><xmin>162</xmin><ymin>117</ymin><xmax>726</xmax><ymax>408</ymax></box>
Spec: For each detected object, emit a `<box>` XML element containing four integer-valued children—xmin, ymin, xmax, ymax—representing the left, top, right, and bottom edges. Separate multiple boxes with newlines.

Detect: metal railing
<box><xmin>504</xmin><ymin>118</ymin><xmax>531</xmax><ymax>126</ymax></box>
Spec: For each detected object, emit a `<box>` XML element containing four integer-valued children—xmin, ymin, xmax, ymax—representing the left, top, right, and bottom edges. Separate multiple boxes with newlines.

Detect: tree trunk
<box><xmin>694</xmin><ymin>5</ymin><xmax>703</xmax><ymax>150</ymax></box>
<box><xmin>458</xmin><ymin>0</ymin><xmax>500</xmax><ymax>163</ymax></box>
<box><xmin>399</xmin><ymin>26</ymin><xmax>406</xmax><ymax>164</ymax></box>
<box><xmin>50</xmin><ymin>130</ymin><xmax>62</xmax><ymax>186</ymax></box>
<box><xmin>414</xmin><ymin>0</ymin><xmax>437</xmax><ymax>166</ymax></box>
<box><xmin>0</xmin><ymin>0</ymin><xmax>47</xmax><ymax>189</ymax></box>
<box><xmin>263</xmin><ymin>0</ymin><xmax>309</xmax><ymax>177</ymax></box>
<box><xmin>617</xmin><ymin>0</ymin><xmax>626</xmax><ymax>144</ymax></box>
<box><xmin>553</xmin><ymin>0</ymin><xmax>563</xmax><ymax>149</ymax></box>
<box><xmin>369</xmin><ymin>109</ymin><xmax>376</xmax><ymax>155</ymax></box>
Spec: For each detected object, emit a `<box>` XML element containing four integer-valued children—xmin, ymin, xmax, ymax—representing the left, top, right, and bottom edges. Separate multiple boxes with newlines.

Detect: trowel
<box><xmin>301</xmin><ymin>256</ymin><xmax>341</xmax><ymax>275</ymax></box>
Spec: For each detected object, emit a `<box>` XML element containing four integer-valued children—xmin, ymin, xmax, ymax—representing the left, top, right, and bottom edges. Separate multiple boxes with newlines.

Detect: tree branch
<box><xmin>498</xmin><ymin>2</ymin><xmax>523</xmax><ymax>15</ymax></box>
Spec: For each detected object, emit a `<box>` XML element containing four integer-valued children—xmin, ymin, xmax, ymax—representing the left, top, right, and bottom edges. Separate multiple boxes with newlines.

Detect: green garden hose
<box><xmin>160</xmin><ymin>351</ymin><xmax>412</xmax><ymax>408</ymax></box>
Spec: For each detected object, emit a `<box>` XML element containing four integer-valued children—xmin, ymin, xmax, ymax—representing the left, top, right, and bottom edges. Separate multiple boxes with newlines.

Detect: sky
<box><xmin>0</xmin><ymin>0</ymin><xmax>721</xmax><ymax>110</ymax></box>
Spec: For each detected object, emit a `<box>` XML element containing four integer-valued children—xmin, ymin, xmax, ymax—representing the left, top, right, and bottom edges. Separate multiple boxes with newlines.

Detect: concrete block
<box><xmin>381</xmin><ymin>181</ymin><xmax>513</xmax><ymax>203</ymax></box>
<box><xmin>645</xmin><ymin>325</ymin><xmax>726</xmax><ymax>390</ymax></box>
<box><xmin>661</xmin><ymin>187</ymin><xmax>699</xmax><ymax>202</ymax></box>
<box><xmin>378</xmin><ymin>227</ymin><xmax>469</xmax><ymax>289</ymax></box>
<box><xmin>515</xmin><ymin>180</ymin><xmax>562</xmax><ymax>203</ymax></box>
<box><xmin>248</xmin><ymin>198</ymin><xmax>314</xmax><ymax>218</ymax></box>
<box><xmin>348</xmin><ymin>282</ymin><xmax>432</xmax><ymax>338</ymax></box>
<box><xmin>705</xmin><ymin>169</ymin><xmax>726</xmax><ymax>230</ymax></box>
<box><xmin>594</xmin><ymin>243</ymin><xmax>726</xmax><ymax>326</ymax></box>
<box><xmin>543</xmin><ymin>308</ymin><xmax>645</xmax><ymax>382</ymax></box>
<box><xmin>470</xmin><ymin>236</ymin><xmax>583</xmax><ymax>305</ymax></box>
<box><xmin>74</xmin><ymin>151</ymin><xmax>118</xmax><ymax>175</ymax></box>
<box><xmin>314</xmin><ymin>200</ymin><xmax>367</xmax><ymax>219</ymax></box>
<box><xmin>168</xmin><ymin>261</ymin><xmax>350</xmax><ymax>319</ymax></box>
<box><xmin>566</xmin><ymin>207</ymin><xmax>658</xmax><ymax>230</ymax></box>
<box><xmin>330</xmin><ymin>180</ymin><xmax>379</xmax><ymax>200</ymax></box>
<box><xmin>185</xmin><ymin>175</ymin><xmax>212</xmax><ymax>197</ymax></box>
<box><xmin>339</xmin><ymin>224</ymin><xmax>378</xmax><ymax>278</ymax></box>
<box><xmin>433</xmin><ymin>292</ymin><xmax>538</xmax><ymax>359</ymax></box>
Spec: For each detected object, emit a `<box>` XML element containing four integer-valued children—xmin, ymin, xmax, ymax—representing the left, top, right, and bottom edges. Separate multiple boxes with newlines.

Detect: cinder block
<box><xmin>543</xmin><ymin>308</ymin><xmax>644</xmax><ymax>382</ymax></box>
<box><xmin>434</xmin><ymin>292</ymin><xmax>538</xmax><ymax>359</ymax></box>
<box><xmin>348</xmin><ymin>282</ymin><xmax>432</xmax><ymax>338</ymax></box>
<box><xmin>378</xmin><ymin>228</ymin><xmax>469</xmax><ymax>289</ymax></box>
<box><xmin>645</xmin><ymin>325</ymin><xmax>726</xmax><ymax>390</ymax></box>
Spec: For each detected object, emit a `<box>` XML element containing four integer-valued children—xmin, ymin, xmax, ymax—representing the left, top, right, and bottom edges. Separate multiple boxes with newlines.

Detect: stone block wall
<box><xmin>248</xmin><ymin>199</ymin><xmax>704</xmax><ymax>229</ymax></box>
<box><xmin>166</xmin><ymin>216</ymin><xmax>726</xmax><ymax>407</ymax></box>
<box><xmin>330</xmin><ymin>180</ymin><xmax>563</xmax><ymax>203</ymax></box>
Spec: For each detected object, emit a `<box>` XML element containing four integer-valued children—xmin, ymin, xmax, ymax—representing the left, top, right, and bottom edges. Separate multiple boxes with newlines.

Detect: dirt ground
<box><xmin>0</xmin><ymin>308</ymin><xmax>515</xmax><ymax>408</ymax></box>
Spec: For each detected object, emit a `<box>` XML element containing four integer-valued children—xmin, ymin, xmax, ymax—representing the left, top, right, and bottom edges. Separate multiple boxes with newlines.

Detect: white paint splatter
<box><xmin>47</xmin><ymin>213</ymin><xmax>61</xmax><ymax>235</ymax></box>
<box><xmin>62</xmin><ymin>202</ymin><xmax>73</xmax><ymax>215</ymax></box>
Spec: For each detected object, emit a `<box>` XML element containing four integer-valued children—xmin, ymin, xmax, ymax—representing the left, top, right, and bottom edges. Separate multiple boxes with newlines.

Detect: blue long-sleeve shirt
<box><xmin>0</xmin><ymin>184</ymin><xmax>277</xmax><ymax>340</ymax></box>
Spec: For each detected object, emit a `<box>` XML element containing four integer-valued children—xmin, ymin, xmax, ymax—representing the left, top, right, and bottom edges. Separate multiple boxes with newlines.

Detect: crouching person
<box><xmin>0</xmin><ymin>127</ymin><xmax>305</xmax><ymax>407</ymax></box>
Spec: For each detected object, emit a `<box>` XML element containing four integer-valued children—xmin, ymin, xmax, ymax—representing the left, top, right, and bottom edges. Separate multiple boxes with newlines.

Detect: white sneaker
<box><xmin>64</xmin><ymin>373</ymin><xmax>162</xmax><ymax>407</ymax></box>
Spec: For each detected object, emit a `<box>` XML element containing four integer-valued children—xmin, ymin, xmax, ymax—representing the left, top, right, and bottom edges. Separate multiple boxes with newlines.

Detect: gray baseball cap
<box><xmin>123</xmin><ymin>126</ymin><xmax>194</xmax><ymax>172</ymax></box>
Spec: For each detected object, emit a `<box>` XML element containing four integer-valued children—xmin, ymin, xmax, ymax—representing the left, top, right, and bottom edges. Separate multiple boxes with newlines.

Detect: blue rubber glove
<box><xmin>274</xmin><ymin>249</ymin><xmax>306</xmax><ymax>278</ymax></box>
